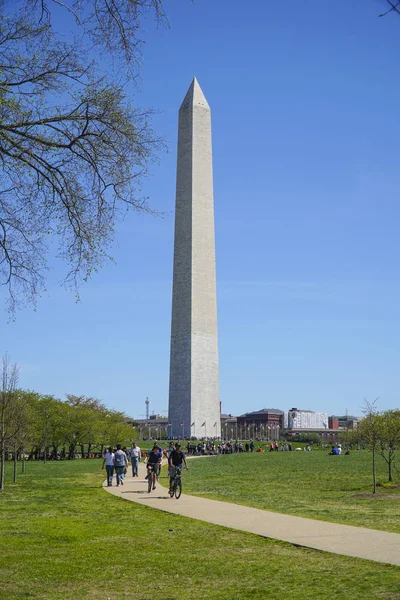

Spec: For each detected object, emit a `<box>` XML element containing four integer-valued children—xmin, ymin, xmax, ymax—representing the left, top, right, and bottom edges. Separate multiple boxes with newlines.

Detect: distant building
<box><xmin>331</xmin><ymin>415</ymin><xmax>360</xmax><ymax>429</ymax></box>
<box><xmin>284</xmin><ymin>408</ymin><xmax>329</xmax><ymax>430</ymax></box>
<box><xmin>221</xmin><ymin>413</ymin><xmax>236</xmax><ymax>424</ymax></box>
<box><xmin>328</xmin><ymin>417</ymin><xmax>339</xmax><ymax>430</ymax></box>
<box><xmin>237</xmin><ymin>408</ymin><xmax>283</xmax><ymax>427</ymax></box>
<box><xmin>128</xmin><ymin>415</ymin><xmax>169</xmax><ymax>439</ymax></box>
<box><xmin>220</xmin><ymin>414</ymin><xmax>238</xmax><ymax>439</ymax></box>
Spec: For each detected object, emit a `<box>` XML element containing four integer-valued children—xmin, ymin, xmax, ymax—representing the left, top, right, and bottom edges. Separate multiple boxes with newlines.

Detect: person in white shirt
<box><xmin>130</xmin><ymin>442</ymin><xmax>141</xmax><ymax>477</ymax></box>
<box><xmin>164</xmin><ymin>441</ymin><xmax>175</xmax><ymax>459</ymax></box>
<box><xmin>102</xmin><ymin>447</ymin><xmax>115</xmax><ymax>486</ymax></box>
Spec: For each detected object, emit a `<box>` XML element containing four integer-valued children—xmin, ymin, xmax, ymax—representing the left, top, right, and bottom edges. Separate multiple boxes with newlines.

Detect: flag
<box><xmin>201</xmin><ymin>422</ymin><xmax>206</xmax><ymax>427</ymax></box>
<box><xmin>179</xmin><ymin>422</ymin><xmax>184</xmax><ymax>427</ymax></box>
<box><xmin>191</xmin><ymin>422</ymin><xmax>195</xmax><ymax>427</ymax></box>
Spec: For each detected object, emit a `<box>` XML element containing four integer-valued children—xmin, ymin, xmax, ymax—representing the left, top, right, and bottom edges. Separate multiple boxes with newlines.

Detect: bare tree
<box><xmin>0</xmin><ymin>1</ymin><xmax>170</xmax><ymax>313</ymax></box>
<box><xmin>0</xmin><ymin>354</ymin><xmax>19</xmax><ymax>490</ymax></box>
<box><xmin>379</xmin><ymin>1</ymin><xmax>400</xmax><ymax>17</ymax></box>
<box><xmin>360</xmin><ymin>397</ymin><xmax>380</xmax><ymax>494</ymax></box>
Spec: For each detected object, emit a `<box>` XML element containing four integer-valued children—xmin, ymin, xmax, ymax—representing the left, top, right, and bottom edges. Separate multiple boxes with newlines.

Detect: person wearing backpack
<box><xmin>114</xmin><ymin>444</ymin><xmax>128</xmax><ymax>487</ymax></box>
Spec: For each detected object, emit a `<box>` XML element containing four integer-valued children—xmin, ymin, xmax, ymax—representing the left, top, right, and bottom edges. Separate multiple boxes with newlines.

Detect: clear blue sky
<box><xmin>1</xmin><ymin>0</ymin><xmax>399</xmax><ymax>419</ymax></box>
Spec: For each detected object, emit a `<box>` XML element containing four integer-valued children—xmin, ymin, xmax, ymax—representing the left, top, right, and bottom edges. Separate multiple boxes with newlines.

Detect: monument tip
<box><xmin>180</xmin><ymin>77</ymin><xmax>209</xmax><ymax>110</ymax></box>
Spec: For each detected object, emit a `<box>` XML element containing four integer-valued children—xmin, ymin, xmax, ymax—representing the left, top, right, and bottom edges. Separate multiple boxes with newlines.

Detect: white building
<box><xmin>284</xmin><ymin>408</ymin><xmax>329</xmax><ymax>430</ymax></box>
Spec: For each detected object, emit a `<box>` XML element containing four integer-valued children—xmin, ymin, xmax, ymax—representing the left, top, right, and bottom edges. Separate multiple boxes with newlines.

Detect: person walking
<box><xmin>102</xmin><ymin>446</ymin><xmax>115</xmax><ymax>486</ymax></box>
<box><xmin>129</xmin><ymin>442</ymin><xmax>141</xmax><ymax>477</ymax></box>
<box><xmin>164</xmin><ymin>441</ymin><xmax>175</xmax><ymax>460</ymax></box>
<box><xmin>114</xmin><ymin>444</ymin><xmax>128</xmax><ymax>487</ymax></box>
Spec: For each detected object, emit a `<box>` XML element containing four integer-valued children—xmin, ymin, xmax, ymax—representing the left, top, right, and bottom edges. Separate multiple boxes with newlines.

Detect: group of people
<box><xmin>102</xmin><ymin>441</ymin><xmax>188</xmax><ymax>493</ymax></box>
<box><xmin>102</xmin><ymin>444</ymin><xmax>131</xmax><ymax>487</ymax></box>
<box><xmin>329</xmin><ymin>444</ymin><xmax>348</xmax><ymax>455</ymax></box>
<box><xmin>184</xmin><ymin>440</ymin><xmax>284</xmax><ymax>455</ymax></box>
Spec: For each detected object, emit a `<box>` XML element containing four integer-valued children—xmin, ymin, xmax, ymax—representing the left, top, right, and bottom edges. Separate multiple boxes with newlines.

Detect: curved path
<box><xmin>104</xmin><ymin>461</ymin><xmax>400</xmax><ymax>567</ymax></box>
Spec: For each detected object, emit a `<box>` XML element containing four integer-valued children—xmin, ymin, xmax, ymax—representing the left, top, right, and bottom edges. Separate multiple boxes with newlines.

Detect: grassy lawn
<box><xmin>181</xmin><ymin>450</ymin><xmax>400</xmax><ymax>534</ymax></box>
<box><xmin>0</xmin><ymin>460</ymin><xmax>399</xmax><ymax>599</ymax></box>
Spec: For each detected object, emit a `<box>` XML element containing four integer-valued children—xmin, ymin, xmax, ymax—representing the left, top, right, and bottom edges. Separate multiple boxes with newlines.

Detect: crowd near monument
<box><xmin>168</xmin><ymin>79</ymin><xmax>221</xmax><ymax>439</ymax></box>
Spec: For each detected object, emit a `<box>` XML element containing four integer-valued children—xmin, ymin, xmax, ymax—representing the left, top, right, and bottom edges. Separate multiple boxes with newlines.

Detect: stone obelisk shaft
<box><xmin>168</xmin><ymin>78</ymin><xmax>220</xmax><ymax>439</ymax></box>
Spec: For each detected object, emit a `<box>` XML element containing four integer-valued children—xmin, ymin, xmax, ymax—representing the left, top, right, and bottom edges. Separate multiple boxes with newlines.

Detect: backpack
<box><xmin>114</xmin><ymin>451</ymin><xmax>125</xmax><ymax>466</ymax></box>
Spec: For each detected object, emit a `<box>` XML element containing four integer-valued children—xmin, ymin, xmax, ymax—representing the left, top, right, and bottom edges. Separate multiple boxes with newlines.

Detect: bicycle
<box><xmin>147</xmin><ymin>463</ymin><xmax>157</xmax><ymax>493</ymax></box>
<box><xmin>169</xmin><ymin>466</ymin><xmax>182</xmax><ymax>499</ymax></box>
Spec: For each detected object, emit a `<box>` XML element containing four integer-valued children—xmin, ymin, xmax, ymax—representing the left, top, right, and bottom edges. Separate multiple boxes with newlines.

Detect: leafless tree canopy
<box><xmin>0</xmin><ymin>1</ymin><xmax>165</xmax><ymax>313</ymax></box>
<box><xmin>379</xmin><ymin>1</ymin><xmax>400</xmax><ymax>17</ymax></box>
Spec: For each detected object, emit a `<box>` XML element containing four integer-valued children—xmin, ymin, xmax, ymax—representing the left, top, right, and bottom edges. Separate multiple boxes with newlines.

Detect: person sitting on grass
<box><xmin>168</xmin><ymin>443</ymin><xmax>188</xmax><ymax>494</ymax></box>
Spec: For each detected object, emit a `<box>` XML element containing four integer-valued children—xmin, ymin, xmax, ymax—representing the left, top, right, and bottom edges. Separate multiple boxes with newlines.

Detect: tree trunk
<box><xmin>13</xmin><ymin>447</ymin><xmax>17</xmax><ymax>483</ymax></box>
<box><xmin>22</xmin><ymin>449</ymin><xmax>25</xmax><ymax>474</ymax></box>
<box><xmin>68</xmin><ymin>444</ymin><xmax>75</xmax><ymax>460</ymax></box>
<box><xmin>372</xmin><ymin>447</ymin><xmax>377</xmax><ymax>494</ymax></box>
<box><xmin>0</xmin><ymin>445</ymin><xmax>4</xmax><ymax>491</ymax></box>
<box><xmin>389</xmin><ymin>459</ymin><xmax>393</xmax><ymax>482</ymax></box>
<box><xmin>87</xmin><ymin>443</ymin><xmax>92</xmax><ymax>459</ymax></box>
<box><xmin>0</xmin><ymin>402</ymin><xmax>5</xmax><ymax>491</ymax></box>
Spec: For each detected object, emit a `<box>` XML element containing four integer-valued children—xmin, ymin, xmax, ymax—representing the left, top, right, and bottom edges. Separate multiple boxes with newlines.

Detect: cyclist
<box><xmin>146</xmin><ymin>444</ymin><xmax>163</xmax><ymax>490</ymax></box>
<box><xmin>168</xmin><ymin>443</ymin><xmax>188</xmax><ymax>494</ymax></box>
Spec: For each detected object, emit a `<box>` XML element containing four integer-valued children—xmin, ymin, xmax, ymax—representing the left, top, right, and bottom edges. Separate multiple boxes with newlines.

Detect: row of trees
<box><xmin>0</xmin><ymin>354</ymin><xmax>135</xmax><ymax>490</ymax></box>
<box><xmin>341</xmin><ymin>401</ymin><xmax>400</xmax><ymax>492</ymax></box>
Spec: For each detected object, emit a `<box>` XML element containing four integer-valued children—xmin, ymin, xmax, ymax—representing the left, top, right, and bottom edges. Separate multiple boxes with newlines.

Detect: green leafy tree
<box><xmin>376</xmin><ymin>410</ymin><xmax>400</xmax><ymax>483</ymax></box>
<box><xmin>0</xmin><ymin>0</ymin><xmax>169</xmax><ymax>313</ymax></box>
<box><xmin>339</xmin><ymin>425</ymin><xmax>360</xmax><ymax>451</ymax></box>
<box><xmin>33</xmin><ymin>394</ymin><xmax>69</xmax><ymax>460</ymax></box>
<box><xmin>63</xmin><ymin>395</ymin><xmax>97</xmax><ymax>459</ymax></box>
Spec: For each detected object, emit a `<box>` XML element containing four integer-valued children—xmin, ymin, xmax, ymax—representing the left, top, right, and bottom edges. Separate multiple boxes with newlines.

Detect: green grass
<box><xmin>0</xmin><ymin>460</ymin><xmax>399</xmax><ymax>600</ymax></box>
<box><xmin>182</xmin><ymin>451</ymin><xmax>400</xmax><ymax>534</ymax></box>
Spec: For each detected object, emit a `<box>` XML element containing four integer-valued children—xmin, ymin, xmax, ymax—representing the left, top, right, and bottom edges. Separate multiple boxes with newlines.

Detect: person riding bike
<box><xmin>168</xmin><ymin>443</ymin><xmax>188</xmax><ymax>493</ymax></box>
<box><xmin>146</xmin><ymin>444</ymin><xmax>163</xmax><ymax>490</ymax></box>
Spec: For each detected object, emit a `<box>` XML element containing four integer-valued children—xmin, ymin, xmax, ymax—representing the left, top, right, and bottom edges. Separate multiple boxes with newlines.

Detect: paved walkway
<box><xmin>103</xmin><ymin>462</ymin><xmax>400</xmax><ymax>567</ymax></box>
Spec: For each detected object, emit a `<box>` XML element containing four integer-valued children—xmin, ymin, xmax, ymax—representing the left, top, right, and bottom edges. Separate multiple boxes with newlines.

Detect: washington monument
<box><xmin>168</xmin><ymin>78</ymin><xmax>221</xmax><ymax>439</ymax></box>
